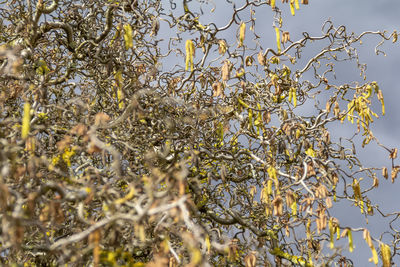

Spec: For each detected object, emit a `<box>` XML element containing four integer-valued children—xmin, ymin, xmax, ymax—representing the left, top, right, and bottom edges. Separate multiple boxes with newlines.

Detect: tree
<box><xmin>0</xmin><ymin>0</ymin><xmax>398</xmax><ymax>266</ymax></box>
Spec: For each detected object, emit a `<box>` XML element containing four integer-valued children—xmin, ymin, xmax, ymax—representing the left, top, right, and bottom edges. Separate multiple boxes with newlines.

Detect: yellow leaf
<box><xmin>271</xmin><ymin>0</ymin><xmax>276</xmax><ymax>9</ymax></box>
<box><xmin>295</xmin><ymin>0</ymin><xmax>300</xmax><ymax>9</ymax></box>
<box><xmin>275</xmin><ymin>27</ymin><xmax>281</xmax><ymax>53</ymax></box>
<box><xmin>22</xmin><ymin>103</ymin><xmax>31</xmax><ymax>139</ymax></box>
<box><xmin>123</xmin><ymin>24</ymin><xmax>133</xmax><ymax>49</ymax></box>
<box><xmin>238</xmin><ymin>22</ymin><xmax>246</xmax><ymax>47</ymax></box>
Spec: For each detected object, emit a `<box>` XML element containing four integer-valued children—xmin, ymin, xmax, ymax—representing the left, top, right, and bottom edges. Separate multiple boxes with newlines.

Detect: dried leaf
<box><xmin>218</xmin><ymin>39</ymin><xmax>228</xmax><ymax>55</ymax></box>
<box><xmin>333</xmin><ymin>101</ymin><xmax>340</xmax><ymax>117</ymax></box>
<box><xmin>244</xmin><ymin>252</ymin><xmax>257</xmax><ymax>267</ymax></box>
<box><xmin>377</xmin><ymin>89</ymin><xmax>385</xmax><ymax>115</ymax></box>
<box><xmin>150</xmin><ymin>17</ymin><xmax>160</xmax><ymax>36</ymax></box>
<box><xmin>212</xmin><ymin>82</ymin><xmax>223</xmax><ymax>97</ymax></box>
<box><xmin>257</xmin><ymin>51</ymin><xmax>266</xmax><ymax>66</ymax></box>
<box><xmin>285</xmin><ymin>190</ymin><xmax>294</xmax><ymax>207</ymax></box>
<box><xmin>382</xmin><ymin>167</ymin><xmax>388</xmax><ymax>179</ymax></box>
<box><xmin>393</xmin><ymin>30</ymin><xmax>398</xmax><ymax>43</ymax></box>
<box><xmin>71</xmin><ymin>123</ymin><xmax>88</xmax><ymax>136</ymax></box>
<box><xmin>221</xmin><ymin>60</ymin><xmax>231</xmax><ymax>81</ymax></box>
<box><xmin>263</xmin><ymin>111</ymin><xmax>271</xmax><ymax>124</ymax></box>
<box><xmin>391</xmin><ymin>166</ymin><xmax>399</xmax><ymax>183</ymax></box>
<box><xmin>325</xmin><ymin>197</ymin><xmax>333</xmax><ymax>208</ymax></box>
<box><xmin>282</xmin><ymin>31</ymin><xmax>290</xmax><ymax>43</ymax></box>
<box><xmin>94</xmin><ymin>112</ymin><xmax>110</xmax><ymax>126</ymax></box>
<box><xmin>389</xmin><ymin>148</ymin><xmax>398</xmax><ymax>159</ymax></box>
<box><xmin>272</xmin><ymin>195</ymin><xmax>283</xmax><ymax>216</ymax></box>
<box><xmin>245</xmin><ymin>56</ymin><xmax>254</xmax><ymax>66</ymax></box>
<box><xmin>228</xmin><ymin>239</ymin><xmax>239</xmax><ymax>262</ymax></box>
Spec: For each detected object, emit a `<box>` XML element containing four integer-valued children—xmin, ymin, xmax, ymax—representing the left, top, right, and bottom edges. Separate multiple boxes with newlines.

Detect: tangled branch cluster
<box><xmin>0</xmin><ymin>0</ymin><xmax>399</xmax><ymax>266</ymax></box>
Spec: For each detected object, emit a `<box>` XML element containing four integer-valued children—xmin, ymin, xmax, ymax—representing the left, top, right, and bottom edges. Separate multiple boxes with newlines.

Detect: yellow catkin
<box><xmin>22</xmin><ymin>103</ymin><xmax>31</xmax><ymax>139</ymax></box>
<box><xmin>238</xmin><ymin>22</ymin><xmax>246</xmax><ymax>47</ymax></box>
<box><xmin>275</xmin><ymin>27</ymin><xmax>281</xmax><ymax>53</ymax></box>
<box><xmin>123</xmin><ymin>24</ymin><xmax>133</xmax><ymax>50</ymax></box>
<box><xmin>185</xmin><ymin>39</ymin><xmax>195</xmax><ymax>71</ymax></box>
<box><xmin>290</xmin><ymin>1</ymin><xmax>295</xmax><ymax>15</ymax></box>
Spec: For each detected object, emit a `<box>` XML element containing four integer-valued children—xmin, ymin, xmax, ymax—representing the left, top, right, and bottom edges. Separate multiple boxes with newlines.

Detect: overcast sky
<box><xmin>280</xmin><ymin>1</ymin><xmax>400</xmax><ymax>265</ymax></box>
<box><xmin>161</xmin><ymin>0</ymin><xmax>400</xmax><ymax>265</ymax></box>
